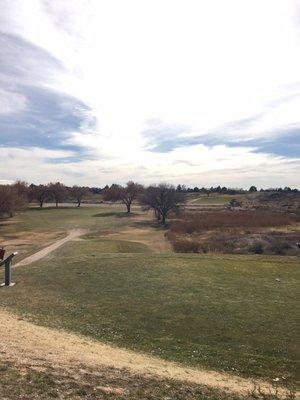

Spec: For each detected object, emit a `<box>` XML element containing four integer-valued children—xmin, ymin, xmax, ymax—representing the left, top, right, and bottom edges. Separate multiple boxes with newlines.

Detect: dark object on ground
<box><xmin>248</xmin><ymin>242</ymin><xmax>264</xmax><ymax>254</ymax></box>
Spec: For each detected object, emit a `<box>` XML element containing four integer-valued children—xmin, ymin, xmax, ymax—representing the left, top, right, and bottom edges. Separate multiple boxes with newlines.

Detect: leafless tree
<box><xmin>103</xmin><ymin>181</ymin><xmax>143</xmax><ymax>213</ymax></box>
<box><xmin>48</xmin><ymin>182</ymin><xmax>68</xmax><ymax>208</ymax></box>
<box><xmin>0</xmin><ymin>182</ymin><xmax>28</xmax><ymax>217</ymax></box>
<box><xmin>70</xmin><ymin>186</ymin><xmax>89</xmax><ymax>207</ymax></box>
<box><xmin>0</xmin><ymin>185</ymin><xmax>17</xmax><ymax>217</ymax></box>
<box><xmin>29</xmin><ymin>185</ymin><xmax>50</xmax><ymax>207</ymax></box>
<box><xmin>12</xmin><ymin>181</ymin><xmax>29</xmax><ymax>212</ymax></box>
<box><xmin>12</xmin><ymin>180</ymin><xmax>29</xmax><ymax>204</ymax></box>
<box><xmin>140</xmin><ymin>183</ymin><xmax>185</xmax><ymax>224</ymax></box>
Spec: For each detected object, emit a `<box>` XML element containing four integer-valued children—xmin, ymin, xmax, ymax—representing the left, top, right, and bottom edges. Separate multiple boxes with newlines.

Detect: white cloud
<box><xmin>1</xmin><ymin>0</ymin><xmax>299</xmax><ymax>187</ymax></box>
<box><xmin>0</xmin><ymin>144</ymin><xmax>299</xmax><ymax>189</ymax></box>
<box><xmin>0</xmin><ymin>88</ymin><xmax>27</xmax><ymax>114</ymax></box>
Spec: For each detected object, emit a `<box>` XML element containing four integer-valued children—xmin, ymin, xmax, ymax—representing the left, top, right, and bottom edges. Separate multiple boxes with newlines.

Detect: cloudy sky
<box><xmin>0</xmin><ymin>0</ymin><xmax>299</xmax><ymax>188</ymax></box>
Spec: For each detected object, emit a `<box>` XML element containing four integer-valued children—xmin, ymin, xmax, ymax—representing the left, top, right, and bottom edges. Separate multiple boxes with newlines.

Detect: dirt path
<box><xmin>187</xmin><ymin>196</ymin><xmax>202</xmax><ymax>204</ymax></box>
<box><xmin>14</xmin><ymin>229</ymin><xmax>87</xmax><ymax>267</ymax></box>
<box><xmin>0</xmin><ymin>308</ymin><xmax>290</xmax><ymax>396</ymax></box>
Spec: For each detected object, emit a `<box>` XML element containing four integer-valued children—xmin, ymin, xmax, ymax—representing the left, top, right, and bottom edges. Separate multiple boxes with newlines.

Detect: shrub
<box><xmin>248</xmin><ymin>242</ymin><xmax>264</xmax><ymax>254</ymax></box>
<box><xmin>270</xmin><ymin>240</ymin><xmax>292</xmax><ymax>255</ymax></box>
<box><xmin>228</xmin><ymin>198</ymin><xmax>242</xmax><ymax>208</ymax></box>
<box><xmin>171</xmin><ymin>239</ymin><xmax>200</xmax><ymax>253</ymax></box>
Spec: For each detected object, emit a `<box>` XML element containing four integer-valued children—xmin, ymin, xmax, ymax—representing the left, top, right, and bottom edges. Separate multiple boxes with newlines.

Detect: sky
<box><xmin>0</xmin><ymin>0</ymin><xmax>299</xmax><ymax>188</ymax></box>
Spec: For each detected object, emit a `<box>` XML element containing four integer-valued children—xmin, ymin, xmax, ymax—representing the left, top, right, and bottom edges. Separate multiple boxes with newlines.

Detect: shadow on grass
<box><xmin>27</xmin><ymin>206</ymin><xmax>78</xmax><ymax>212</ymax></box>
<box><xmin>132</xmin><ymin>218</ymin><xmax>168</xmax><ymax>229</ymax></box>
<box><xmin>93</xmin><ymin>211</ymin><xmax>136</xmax><ymax>218</ymax></box>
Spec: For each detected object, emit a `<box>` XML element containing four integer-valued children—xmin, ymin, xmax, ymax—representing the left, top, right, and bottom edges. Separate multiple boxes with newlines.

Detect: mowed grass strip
<box><xmin>15</xmin><ymin>206</ymin><xmax>136</xmax><ymax>232</ymax></box>
<box><xmin>1</xmin><ymin>245</ymin><xmax>299</xmax><ymax>384</ymax></box>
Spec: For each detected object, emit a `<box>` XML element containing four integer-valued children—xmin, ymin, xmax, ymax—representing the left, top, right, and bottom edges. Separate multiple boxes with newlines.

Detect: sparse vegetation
<box><xmin>167</xmin><ymin>210</ymin><xmax>299</xmax><ymax>256</ymax></box>
<box><xmin>169</xmin><ymin>211</ymin><xmax>298</xmax><ymax>233</ymax></box>
<box><xmin>170</xmin><ymin>236</ymin><xmax>201</xmax><ymax>253</ymax></box>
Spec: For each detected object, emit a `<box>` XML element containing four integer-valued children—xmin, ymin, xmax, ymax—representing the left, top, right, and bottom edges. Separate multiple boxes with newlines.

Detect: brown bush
<box><xmin>171</xmin><ymin>239</ymin><xmax>200</xmax><ymax>253</ymax></box>
<box><xmin>248</xmin><ymin>242</ymin><xmax>264</xmax><ymax>254</ymax></box>
<box><xmin>269</xmin><ymin>240</ymin><xmax>292</xmax><ymax>255</ymax></box>
<box><xmin>168</xmin><ymin>235</ymin><xmax>239</xmax><ymax>254</ymax></box>
<box><xmin>169</xmin><ymin>211</ymin><xmax>298</xmax><ymax>234</ymax></box>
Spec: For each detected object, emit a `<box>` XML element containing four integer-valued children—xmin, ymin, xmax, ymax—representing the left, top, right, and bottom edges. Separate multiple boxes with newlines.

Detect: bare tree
<box><xmin>103</xmin><ymin>181</ymin><xmax>143</xmax><ymax>213</ymax></box>
<box><xmin>11</xmin><ymin>181</ymin><xmax>28</xmax><ymax>212</ymax></box>
<box><xmin>140</xmin><ymin>183</ymin><xmax>185</xmax><ymax>224</ymax></box>
<box><xmin>12</xmin><ymin>181</ymin><xmax>28</xmax><ymax>213</ymax></box>
<box><xmin>70</xmin><ymin>186</ymin><xmax>89</xmax><ymax>207</ymax></box>
<box><xmin>48</xmin><ymin>182</ymin><xmax>68</xmax><ymax>208</ymax></box>
<box><xmin>0</xmin><ymin>181</ymin><xmax>29</xmax><ymax>217</ymax></box>
<box><xmin>12</xmin><ymin>180</ymin><xmax>29</xmax><ymax>201</ymax></box>
<box><xmin>29</xmin><ymin>185</ymin><xmax>50</xmax><ymax>207</ymax></box>
<box><xmin>249</xmin><ymin>186</ymin><xmax>257</xmax><ymax>192</ymax></box>
<box><xmin>0</xmin><ymin>185</ymin><xmax>19</xmax><ymax>217</ymax></box>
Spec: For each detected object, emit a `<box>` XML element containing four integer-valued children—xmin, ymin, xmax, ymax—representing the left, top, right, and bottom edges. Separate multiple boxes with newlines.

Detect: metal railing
<box><xmin>0</xmin><ymin>252</ymin><xmax>18</xmax><ymax>287</ymax></box>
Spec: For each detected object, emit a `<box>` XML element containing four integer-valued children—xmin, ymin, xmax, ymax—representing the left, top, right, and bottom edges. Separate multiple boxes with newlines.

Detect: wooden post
<box><xmin>0</xmin><ymin>252</ymin><xmax>18</xmax><ymax>287</ymax></box>
<box><xmin>5</xmin><ymin>258</ymin><xmax>12</xmax><ymax>286</ymax></box>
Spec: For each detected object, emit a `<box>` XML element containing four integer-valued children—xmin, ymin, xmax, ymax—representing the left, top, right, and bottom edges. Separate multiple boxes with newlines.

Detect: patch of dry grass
<box><xmin>1</xmin><ymin>360</ymin><xmax>296</xmax><ymax>400</ymax></box>
<box><xmin>169</xmin><ymin>211</ymin><xmax>299</xmax><ymax>234</ymax></box>
<box><xmin>167</xmin><ymin>210</ymin><xmax>300</xmax><ymax>255</ymax></box>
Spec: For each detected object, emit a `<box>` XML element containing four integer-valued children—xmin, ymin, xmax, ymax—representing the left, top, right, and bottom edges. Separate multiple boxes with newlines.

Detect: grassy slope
<box><xmin>1</xmin><ymin>241</ymin><xmax>298</xmax><ymax>383</ymax></box>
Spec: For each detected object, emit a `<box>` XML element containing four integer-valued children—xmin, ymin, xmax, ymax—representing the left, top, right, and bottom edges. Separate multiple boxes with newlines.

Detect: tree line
<box><xmin>0</xmin><ymin>180</ymin><xmax>298</xmax><ymax>224</ymax></box>
<box><xmin>174</xmin><ymin>184</ymin><xmax>299</xmax><ymax>195</ymax></box>
<box><xmin>0</xmin><ymin>182</ymin><xmax>90</xmax><ymax>216</ymax></box>
<box><xmin>102</xmin><ymin>182</ymin><xmax>185</xmax><ymax>224</ymax></box>
<box><xmin>0</xmin><ymin>181</ymin><xmax>186</xmax><ymax>224</ymax></box>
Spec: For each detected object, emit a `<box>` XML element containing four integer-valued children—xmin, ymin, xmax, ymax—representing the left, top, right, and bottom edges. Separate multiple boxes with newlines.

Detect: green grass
<box><xmin>58</xmin><ymin>238</ymin><xmax>151</xmax><ymax>255</ymax></box>
<box><xmin>0</xmin><ymin>205</ymin><xmax>140</xmax><ymax>262</ymax></box>
<box><xmin>1</xmin><ymin>242</ymin><xmax>299</xmax><ymax>384</ymax></box>
<box><xmin>16</xmin><ymin>206</ymin><xmax>134</xmax><ymax>232</ymax></box>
